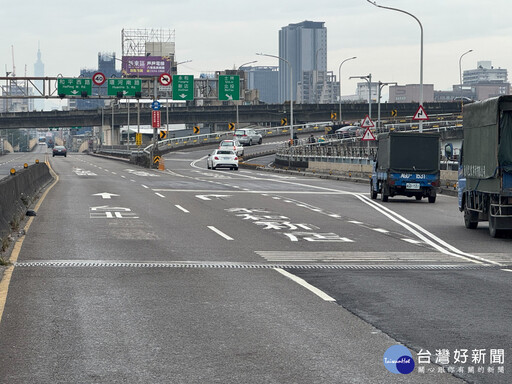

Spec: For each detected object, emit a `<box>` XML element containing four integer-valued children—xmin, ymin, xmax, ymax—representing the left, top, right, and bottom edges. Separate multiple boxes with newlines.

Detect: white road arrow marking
<box><xmin>92</xmin><ymin>192</ymin><xmax>120</xmax><ymax>199</ymax></box>
<box><xmin>196</xmin><ymin>194</ymin><xmax>232</xmax><ymax>201</ymax></box>
<box><xmin>90</xmin><ymin>206</ymin><xmax>131</xmax><ymax>211</ymax></box>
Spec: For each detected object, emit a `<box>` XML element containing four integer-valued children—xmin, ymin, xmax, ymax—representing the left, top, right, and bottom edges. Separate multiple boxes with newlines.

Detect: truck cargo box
<box><xmin>463</xmin><ymin>95</ymin><xmax>512</xmax><ymax>194</ymax></box>
<box><xmin>376</xmin><ymin>132</ymin><xmax>440</xmax><ymax>173</ymax></box>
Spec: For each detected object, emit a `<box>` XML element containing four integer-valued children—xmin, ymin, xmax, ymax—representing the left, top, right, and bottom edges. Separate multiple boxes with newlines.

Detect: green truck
<box><xmin>453</xmin><ymin>95</ymin><xmax>512</xmax><ymax>237</ymax></box>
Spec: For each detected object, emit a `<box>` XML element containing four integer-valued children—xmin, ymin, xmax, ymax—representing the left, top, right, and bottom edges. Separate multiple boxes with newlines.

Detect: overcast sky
<box><xmin>2</xmin><ymin>0</ymin><xmax>511</xmax><ymax>97</ymax></box>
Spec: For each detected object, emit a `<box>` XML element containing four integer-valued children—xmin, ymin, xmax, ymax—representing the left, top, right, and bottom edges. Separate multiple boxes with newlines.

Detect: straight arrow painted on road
<box><xmin>93</xmin><ymin>192</ymin><xmax>120</xmax><ymax>199</ymax></box>
<box><xmin>196</xmin><ymin>194</ymin><xmax>231</xmax><ymax>201</ymax></box>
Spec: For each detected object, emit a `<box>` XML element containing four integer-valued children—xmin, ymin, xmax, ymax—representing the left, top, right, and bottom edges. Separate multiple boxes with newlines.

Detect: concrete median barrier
<box><xmin>0</xmin><ymin>163</ymin><xmax>53</xmax><ymax>240</ymax></box>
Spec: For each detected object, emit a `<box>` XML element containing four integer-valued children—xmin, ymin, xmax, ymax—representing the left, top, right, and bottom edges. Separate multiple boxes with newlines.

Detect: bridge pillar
<box><xmin>102</xmin><ymin>124</ymin><xmax>121</xmax><ymax>145</ymax></box>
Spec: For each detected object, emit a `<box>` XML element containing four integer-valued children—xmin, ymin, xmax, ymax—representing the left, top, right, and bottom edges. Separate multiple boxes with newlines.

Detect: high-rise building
<box><xmin>73</xmin><ymin>52</ymin><xmax>121</xmax><ymax>111</ymax></box>
<box><xmin>33</xmin><ymin>43</ymin><xmax>45</xmax><ymax>111</ymax></box>
<box><xmin>278</xmin><ymin>21</ymin><xmax>327</xmax><ymax>103</ymax></box>
<box><xmin>244</xmin><ymin>66</ymin><xmax>279</xmax><ymax>104</ymax></box>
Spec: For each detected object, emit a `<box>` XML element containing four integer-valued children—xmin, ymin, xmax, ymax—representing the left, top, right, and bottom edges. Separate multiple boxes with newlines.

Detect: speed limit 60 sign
<box><xmin>92</xmin><ymin>72</ymin><xmax>106</xmax><ymax>86</ymax></box>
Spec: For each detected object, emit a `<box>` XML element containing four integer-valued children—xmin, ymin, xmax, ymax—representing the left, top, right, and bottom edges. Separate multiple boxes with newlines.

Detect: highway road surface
<box><xmin>0</xmin><ymin>143</ymin><xmax>510</xmax><ymax>383</ymax></box>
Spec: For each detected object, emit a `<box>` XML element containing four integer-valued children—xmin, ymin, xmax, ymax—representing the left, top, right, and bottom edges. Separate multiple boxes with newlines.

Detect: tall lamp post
<box><xmin>165</xmin><ymin>59</ymin><xmax>192</xmax><ymax>139</ymax></box>
<box><xmin>459</xmin><ymin>49</ymin><xmax>473</xmax><ymax>104</ymax></box>
<box><xmin>338</xmin><ymin>56</ymin><xmax>357</xmax><ymax>123</ymax></box>
<box><xmin>349</xmin><ymin>74</ymin><xmax>372</xmax><ymax>119</ymax></box>
<box><xmin>377</xmin><ymin>81</ymin><xmax>397</xmax><ymax>131</ymax></box>
<box><xmin>257</xmin><ymin>53</ymin><xmax>294</xmax><ymax>141</ymax></box>
<box><xmin>236</xmin><ymin>60</ymin><xmax>258</xmax><ymax>130</ymax></box>
<box><xmin>367</xmin><ymin>0</ymin><xmax>424</xmax><ymax>132</ymax></box>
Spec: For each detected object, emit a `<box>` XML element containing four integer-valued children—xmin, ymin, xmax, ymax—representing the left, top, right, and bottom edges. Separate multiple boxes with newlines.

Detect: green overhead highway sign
<box><xmin>218</xmin><ymin>75</ymin><xmax>239</xmax><ymax>101</ymax></box>
<box><xmin>172</xmin><ymin>75</ymin><xmax>194</xmax><ymax>100</ymax></box>
<box><xmin>107</xmin><ymin>78</ymin><xmax>142</xmax><ymax>97</ymax></box>
<box><xmin>57</xmin><ymin>78</ymin><xmax>92</xmax><ymax>97</ymax></box>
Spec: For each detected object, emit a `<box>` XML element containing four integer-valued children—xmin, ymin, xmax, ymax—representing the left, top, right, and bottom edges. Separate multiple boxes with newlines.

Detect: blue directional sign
<box><xmin>151</xmin><ymin>101</ymin><xmax>161</xmax><ymax>111</ymax></box>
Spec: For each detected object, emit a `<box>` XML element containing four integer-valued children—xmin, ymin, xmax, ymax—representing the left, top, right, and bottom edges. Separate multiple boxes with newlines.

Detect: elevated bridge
<box><xmin>0</xmin><ymin>102</ymin><xmax>463</xmax><ymax>129</ymax></box>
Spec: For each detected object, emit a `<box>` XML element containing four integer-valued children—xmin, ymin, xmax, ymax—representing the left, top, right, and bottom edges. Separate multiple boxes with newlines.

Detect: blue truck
<box><xmin>448</xmin><ymin>95</ymin><xmax>512</xmax><ymax>237</ymax></box>
<box><xmin>370</xmin><ymin>131</ymin><xmax>440</xmax><ymax>203</ymax></box>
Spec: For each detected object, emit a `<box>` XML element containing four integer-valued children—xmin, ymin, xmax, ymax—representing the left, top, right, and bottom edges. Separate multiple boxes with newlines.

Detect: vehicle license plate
<box><xmin>222</xmin><ymin>157</ymin><xmax>230</xmax><ymax>160</ymax></box>
<box><xmin>406</xmin><ymin>183</ymin><xmax>420</xmax><ymax>189</ymax></box>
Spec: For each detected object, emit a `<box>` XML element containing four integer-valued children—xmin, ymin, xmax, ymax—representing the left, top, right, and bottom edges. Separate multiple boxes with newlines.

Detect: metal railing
<box><xmin>94</xmin><ymin>122</ymin><xmax>333</xmax><ymax>159</ymax></box>
<box><xmin>276</xmin><ymin>119</ymin><xmax>463</xmax><ymax>167</ymax></box>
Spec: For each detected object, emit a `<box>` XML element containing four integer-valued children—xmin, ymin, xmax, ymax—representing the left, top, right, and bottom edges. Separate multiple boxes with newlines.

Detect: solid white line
<box><xmin>353</xmin><ymin>194</ymin><xmax>489</xmax><ymax>265</ymax></box>
<box><xmin>141</xmin><ymin>184</ymin><xmax>149</xmax><ymax>189</ymax></box>
<box><xmin>175</xmin><ymin>205</ymin><xmax>189</xmax><ymax>213</ymax></box>
<box><xmin>502</xmin><ymin>269</ymin><xmax>512</xmax><ymax>273</ymax></box>
<box><xmin>274</xmin><ymin>268</ymin><xmax>336</xmax><ymax>302</ymax></box>
<box><xmin>207</xmin><ymin>226</ymin><xmax>234</xmax><ymax>240</ymax></box>
<box><xmin>155</xmin><ymin>193</ymin><xmax>166</xmax><ymax>198</ymax></box>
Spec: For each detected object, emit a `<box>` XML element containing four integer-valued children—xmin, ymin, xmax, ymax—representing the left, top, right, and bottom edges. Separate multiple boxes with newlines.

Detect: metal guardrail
<box><xmin>276</xmin><ymin>120</ymin><xmax>463</xmax><ymax>168</ymax></box>
<box><xmin>96</xmin><ymin>122</ymin><xmax>334</xmax><ymax>157</ymax></box>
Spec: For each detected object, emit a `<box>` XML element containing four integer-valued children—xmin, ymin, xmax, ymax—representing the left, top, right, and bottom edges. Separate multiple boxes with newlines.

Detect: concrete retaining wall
<box><xmin>0</xmin><ymin>163</ymin><xmax>53</xmax><ymax>239</ymax></box>
<box><xmin>308</xmin><ymin>161</ymin><xmax>458</xmax><ymax>186</ymax></box>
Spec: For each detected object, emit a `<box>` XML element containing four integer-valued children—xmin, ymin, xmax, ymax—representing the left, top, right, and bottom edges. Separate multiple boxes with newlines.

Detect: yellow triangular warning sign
<box><xmin>361</xmin><ymin>127</ymin><xmax>376</xmax><ymax>141</ymax></box>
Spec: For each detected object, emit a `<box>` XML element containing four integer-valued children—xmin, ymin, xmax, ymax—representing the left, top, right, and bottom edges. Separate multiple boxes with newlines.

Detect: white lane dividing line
<box><xmin>175</xmin><ymin>205</ymin><xmax>189</xmax><ymax>213</ymax></box>
<box><xmin>502</xmin><ymin>269</ymin><xmax>512</xmax><ymax>273</ymax></box>
<box><xmin>155</xmin><ymin>193</ymin><xmax>166</xmax><ymax>198</ymax></box>
<box><xmin>207</xmin><ymin>226</ymin><xmax>234</xmax><ymax>241</ymax></box>
<box><xmin>141</xmin><ymin>184</ymin><xmax>149</xmax><ymax>189</ymax></box>
<box><xmin>274</xmin><ymin>268</ymin><xmax>336</xmax><ymax>302</ymax></box>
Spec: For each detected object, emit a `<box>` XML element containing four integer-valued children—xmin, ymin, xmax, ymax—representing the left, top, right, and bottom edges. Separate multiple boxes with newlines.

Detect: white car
<box><xmin>207</xmin><ymin>149</ymin><xmax>239</xmax><ymax>170</ymax></box>
<box><xmin>219</xmin><ymin>139</ymin><xmax>244</xmax><ymax>156</ymax></box>
<box><xmin>234</xmin><ymin>129</ymin><xmax>263</xmax><ymax>145</ymax></box>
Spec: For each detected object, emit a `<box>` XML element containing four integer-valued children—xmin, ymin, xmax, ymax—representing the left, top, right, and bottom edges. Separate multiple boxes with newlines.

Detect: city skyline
<box><xmin>2</xmin><ymin>0</ymin><xmax>511</xmax><ymax>98</ymax></box>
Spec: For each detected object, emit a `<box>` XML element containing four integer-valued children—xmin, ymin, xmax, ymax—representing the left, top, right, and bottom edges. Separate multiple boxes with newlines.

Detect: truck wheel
<box><xmin>380</xmin><ymin>182</ymin><xmax>389</xmax><ymax>202</ymax></box>
<box><xmin>428</xmin><ymin>195</ymin><xmax>436</xmax><ymax>203</ymax></box>
<box><xmin>463</xmin><ymin>203</ymin><xmax>478</xmax><ymax>229</ymax></box>
<box><xmin>370</xmin><ymin>181</ymin><xmax>378</xmax><ymax>200</ymax></box>
<box><xmin>488</xmin><ymin>216</ymin><xmax>501</xmax><ymax>238</ymax></box>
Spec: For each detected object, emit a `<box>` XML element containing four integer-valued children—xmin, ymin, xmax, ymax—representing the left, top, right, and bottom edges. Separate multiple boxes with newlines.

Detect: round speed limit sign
<box><xmin>92</xmin><ymin>72</ymin><xmax>106</xmax><ymax>86</ymax></box>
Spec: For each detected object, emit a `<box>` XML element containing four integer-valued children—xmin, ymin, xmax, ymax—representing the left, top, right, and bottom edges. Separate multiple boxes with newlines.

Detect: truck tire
<box><xmin>380</xmin><ymin>182</ymin><xmax>389</xmax><ymax>202</ymax></box>
<box><xmin>370</xmin><ymin>181</ymin><xmax>378</xmax><ymax>200</ymax></box>
<box><xmin>428</xmin><ymin>195</ymin><xmax>436</xmax><ymax>203</ymax></box>
<box><xmin>463</xmin><ymin>202</ymin><xmax>478</xmax><ymax>229</ymax></box>
<box><xmin>488</xmin><ymin>215</ymin><xmax>501</xmax><ymax>238</ymax></box>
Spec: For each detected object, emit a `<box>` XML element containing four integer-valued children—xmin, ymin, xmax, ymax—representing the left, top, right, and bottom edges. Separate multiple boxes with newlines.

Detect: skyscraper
<box><xmin>278</xmin><ymin>21</ymin><xmax>327</xmax><ymax>103</ymax></box>
<box><xmin>33</xmin><ymin>43</ymin><xmax>44</xmax><ymax>111</ymax></box>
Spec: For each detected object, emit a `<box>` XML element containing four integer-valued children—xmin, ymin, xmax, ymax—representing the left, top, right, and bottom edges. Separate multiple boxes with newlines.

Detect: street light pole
<box><xmin>350</xmin><ymin>74</ymin><xmax>372</xmax><ymax>119</ymax></box>
<box><xmin>459</xmin><ymin>49</ymin><xmax>473</xmax><ymax>103</ymax></box>
<box><xmin>377</xmin><ymin>81</ymin><xmax>397</xmax><ymax>131</ymax></box>
<box><xmin>367</xmin><ymin>0</ymin><xmax>424</xmax><ymax>132</ymax></box>
<box><xmin>257</xmin><ymin>53</ymin><xmax>294</xmax><ymax>141</ymax></box>
<box><xmin>338</xmin><ymin>56</ymin><xmax>357</xmax><ymax>123</ymax></box>
<box><xmin>236</xmin><ymin>60</ymin><xmax>258</xmax><ymax>130</ymax></box>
